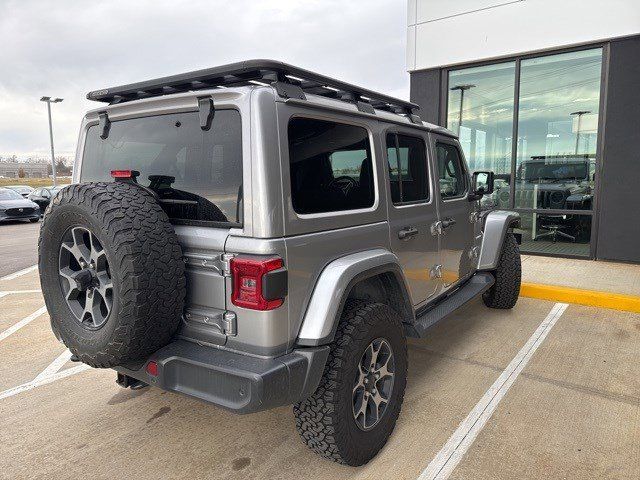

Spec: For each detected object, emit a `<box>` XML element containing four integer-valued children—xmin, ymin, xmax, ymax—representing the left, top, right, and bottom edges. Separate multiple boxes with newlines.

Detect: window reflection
<box><xmin>515</xmin><ymin>49</ymin><xmax>603</xmax><ymax>210</ymax></box>
<box><xmin>447</xmin><ymin>62</ymin><xmax>515</xmax><ymax>208</ymax></box>
<box><xmin>515</xmin><ymin>212</ymin><xmax>592</xmax><ymax>257</ymax></box>
<box><xmin>445</xmin><ymin>48</ymin><xmax>604</xmax><ymax>257</ymax></box>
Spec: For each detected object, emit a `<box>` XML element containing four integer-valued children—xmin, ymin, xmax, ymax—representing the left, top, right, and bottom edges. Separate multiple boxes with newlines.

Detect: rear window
<box><xmin>80</xmin><ymin>110</ymin><xmax>243</xmax><ymax>225</ymax></box>
<box><xmin>288</xmin><ymin>117</ymin><xmax>374</xmax><ymax>215</ymax></box>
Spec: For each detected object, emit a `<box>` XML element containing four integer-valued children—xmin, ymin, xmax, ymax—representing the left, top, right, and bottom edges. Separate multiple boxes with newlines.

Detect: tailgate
<box><xmin>175</xmin><ymin>225</ymin><xmax>233</xmax><ymax>346</ymax></box>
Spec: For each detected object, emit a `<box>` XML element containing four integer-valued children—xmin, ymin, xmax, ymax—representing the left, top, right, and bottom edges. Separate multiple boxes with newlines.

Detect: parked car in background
<box><xmin>5</xmin><ymin>185</ymin><xmax>35</xmax><ymax>198</ymax></box>
<box><xmin>0</xmin><ymin>187</ymin><xmax>40</xmax><ymax>223</ymax></box>
<box><xmin>28</xmin><ymin>186</ymin><xmax>63</xmax><ymax>213</ymax></box>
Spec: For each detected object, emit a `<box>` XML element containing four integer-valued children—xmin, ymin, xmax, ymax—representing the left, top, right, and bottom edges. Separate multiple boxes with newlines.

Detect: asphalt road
<box><xmin>0</xmin><ymin>219</ymin><xmax>40</xmax><ymax>277</ymax></box>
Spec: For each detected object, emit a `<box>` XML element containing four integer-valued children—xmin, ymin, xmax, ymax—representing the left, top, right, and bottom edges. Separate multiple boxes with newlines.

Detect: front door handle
<box><xmin>398</xmin><ymin>226</ymin><xmax>419</xmax><ymax>240</ymax></box>
<box><xmin>441</xmin><ymin>218</ymin><xmax>457</xmax><ymax>229</ymax></box>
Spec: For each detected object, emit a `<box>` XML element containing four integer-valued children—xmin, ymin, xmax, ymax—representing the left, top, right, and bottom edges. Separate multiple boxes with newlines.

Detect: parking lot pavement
<box><xmin>450</xmin><ymin>305</ymin><xmax>640</xmax><ymax>480</ymax></box>
<box><xmin>1</xmin><ymin>269</ymin><xmax>639</xmax><ymax>480</ymax></box>
<box><xmin>0</xmin><ymin>220</ymin><xmax>40</xmax><ymax>278</ymax></box>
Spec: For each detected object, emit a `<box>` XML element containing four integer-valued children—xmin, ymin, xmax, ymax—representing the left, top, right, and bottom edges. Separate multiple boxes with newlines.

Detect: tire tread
<box><xmin>293</xmin><ymin>301</ymin><xmax>407</xmax><ymax>466</ymax></box>
<box><xmin>39</xmin><ymin>182</ymin><xmax>186</xmax><ymax>368</ymax></box>
<box><xmin>483</xmin><ymin>232</ymin><xmax>521</xmax><ymax>309</ymax></box>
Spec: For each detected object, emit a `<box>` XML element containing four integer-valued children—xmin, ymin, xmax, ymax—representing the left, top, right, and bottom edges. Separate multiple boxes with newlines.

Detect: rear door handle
<box><xmin>441</xmin><ymin>218</ymin><xmax>457</xmax><ymax>229</ymax></box>
<box><xmin>398</xmin><ymin>226</ymin><xmax>419</xmax><ymax>240</ymax></box>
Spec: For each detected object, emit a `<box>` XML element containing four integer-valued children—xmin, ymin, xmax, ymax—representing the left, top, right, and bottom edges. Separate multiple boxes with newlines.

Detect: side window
<box><xmin>288</xmin><ymin>117</ymin><xmax>374</xmax><ymax>215</ymax></box>
<box><xmin>436</xmin><ymin>143</ymin><xmax>467</xmax><ymax>199</ymax></box>
<box><xmin>386</xmin><ymin>133</ymin><xmax>429</xmax><ymax>205</ymax></box>
<box><xmin>41</xmin><ymin>188</ymin><xmax>51</xmax><ymax>198</ymax></box>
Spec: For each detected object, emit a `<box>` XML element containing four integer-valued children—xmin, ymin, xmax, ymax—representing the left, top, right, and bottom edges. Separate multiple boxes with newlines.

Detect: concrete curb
<box><xmin>520</xmin><ymin>282</ymin><xmax>640</xmax><ymax>313</ymax></box>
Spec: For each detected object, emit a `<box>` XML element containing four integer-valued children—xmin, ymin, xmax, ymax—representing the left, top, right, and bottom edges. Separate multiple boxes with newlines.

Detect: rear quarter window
<box><xmin>288</xmin><ymin>117</ymin><xmax>375</xmax><ymax>215</ymax></box>
<box><xmin>80</xmin><ymin>109</ymin><xmax>243</xmax><ymax>225</ymax></box>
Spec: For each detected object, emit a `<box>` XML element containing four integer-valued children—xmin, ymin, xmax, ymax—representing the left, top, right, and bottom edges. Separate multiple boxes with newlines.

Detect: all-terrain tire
<box><xmin>482</xmin><ymin>232</ymin><xmax>521</xmax><ymax>309</ymax></box>
<box><xmin>38</xmin><ymin>182</ymin><xmax>186</xmax><ymax>368</ymax></box>
<box><xmin>293</xmin><ymin>301</ymin><xmax>408</xmax><ymax>466</ymax></box>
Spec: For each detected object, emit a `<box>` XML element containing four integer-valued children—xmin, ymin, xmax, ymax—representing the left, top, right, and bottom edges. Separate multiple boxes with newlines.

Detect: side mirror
<box><xmin>470</xmin><ymin>171</ymin><xmax>494</xmax><ymax>201</ymax></box>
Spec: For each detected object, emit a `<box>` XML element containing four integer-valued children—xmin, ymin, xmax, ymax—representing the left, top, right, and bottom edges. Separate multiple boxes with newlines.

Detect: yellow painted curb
<box><xmin>520</xmin><ymin>282</ymin><xmax>640</xmax><ymax>313</ymax></box>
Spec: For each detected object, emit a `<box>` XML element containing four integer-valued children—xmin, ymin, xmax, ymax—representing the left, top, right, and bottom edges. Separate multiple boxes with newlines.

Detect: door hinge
<box><xmin>220</xmin><ymin>253</ymin><xmax>236</xmax><ymax>277</ymax></box>
<box><xmin>223</xmin><ymin>311</ymin><xmax>237</xmax><ymax>336</ymax></box>
<box><xmin>430</xmin><ymin>264</ymin><xmax>443</xmax><ymax>279</ymax></box>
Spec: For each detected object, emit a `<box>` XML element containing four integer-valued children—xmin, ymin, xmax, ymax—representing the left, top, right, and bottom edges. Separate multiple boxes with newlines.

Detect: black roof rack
<box><xmin>86</xmin><ymin>59</ymin><xmax>420</xmax><ymax>119</ymax></box>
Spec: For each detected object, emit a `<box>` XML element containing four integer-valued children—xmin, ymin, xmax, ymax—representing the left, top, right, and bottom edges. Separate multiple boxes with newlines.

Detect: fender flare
<box><xmin>477</xmin><ymin>210</ymin><xmax>520</xmax><ymax>271</ymax></box>
<box><xmin>296</xmin><ymin>249</ymin><xmax>413</xmax><ymax>347</ymax></box>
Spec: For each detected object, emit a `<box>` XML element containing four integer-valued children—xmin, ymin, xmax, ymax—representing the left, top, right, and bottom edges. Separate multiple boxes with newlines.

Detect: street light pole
<box><xmin>450</xmin><ymin>84</ymin><xmax>476</xmax><ymax>135</ymax></box>
<box><xmin>40</xmin><ymin>96</ymin><xmax>63</xmax><ymax>187</ymax></box>
<box><xmin>570</xmin><ymin>110</ymin><xmax>591</xmax><ymax>155</ymax></box>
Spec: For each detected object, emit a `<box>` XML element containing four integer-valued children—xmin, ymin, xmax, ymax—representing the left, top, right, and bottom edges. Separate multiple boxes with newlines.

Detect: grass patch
<box><xmin>0</xmin><ymin>177</ymin><xmax>71</xmax><ymax>188</ymax></box>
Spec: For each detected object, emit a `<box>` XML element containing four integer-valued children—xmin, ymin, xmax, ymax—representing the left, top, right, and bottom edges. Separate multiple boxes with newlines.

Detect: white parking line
<box><xmin>0</xmin><ymin>264</ymin><xmax>38</xmax><ymax>282</ymax></box>
<box><xmin>418</xmin><ymin>302</ymin><xmax>569</xmax><ymax>480</ymax></box>
<box><xmin>0</xmin><ymin>364</ymin><xmax>91</xmax><ymax>401</ymax></box>
<box><xmin>0</xmin><ymin>306</ymin><xmax>47</xmax><ymax>343</ymax></box>
<box><xmin>0</xmin><ymin>289</ymin><xmax>42</xmax><ymax>296</ymax></box>
<box><xmin>34</xmin><ymin>349</ymin><xmax>72</xmax><ymax>381</ymax></box>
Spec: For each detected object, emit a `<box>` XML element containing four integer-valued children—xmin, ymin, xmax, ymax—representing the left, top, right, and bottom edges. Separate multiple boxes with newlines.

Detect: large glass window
<box><xmin>447</xmin><ymin>62</ymin><xmax>515</xmax><ymax>207</ymax></box>
<box><xmin>288</xmin><ymin>118</ymin><xmax>374</xmax><ymax>215</ymax></box>
<box><xmin>515</xmin><ymin>48</ymin><xmax>602</xmax><ymax>211</ymax></box>
<box><xmin>445</xmin><ymin>47</ymin><xmax>603</xmax><ymax>257</ymax></box>
<box><xmin>81</xmin><ymin>110</ymin><xmax>243</xmax><ymax>225</ymax></box>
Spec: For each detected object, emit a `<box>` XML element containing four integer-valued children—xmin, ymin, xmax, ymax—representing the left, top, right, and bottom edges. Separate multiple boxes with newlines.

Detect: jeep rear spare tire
<box><xmin>38</xmin><ymin>182</ymin><xmax>186</xmax><ymax>368</ymax></box>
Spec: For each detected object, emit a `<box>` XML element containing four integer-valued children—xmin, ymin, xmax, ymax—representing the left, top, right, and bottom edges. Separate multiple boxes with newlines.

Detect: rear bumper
<box><xmin>114</xmin><ymin>340</ymin><xmax>329</xmax><ymax>414</ymax></box>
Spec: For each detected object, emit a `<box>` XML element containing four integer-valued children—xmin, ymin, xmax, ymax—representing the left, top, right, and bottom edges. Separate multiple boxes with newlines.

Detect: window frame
<box><xmin>384</xmin><ymin>129</ymin><xmax>432</xmax><ymax>208</ymax></box>
<box><xmin>435</xmin><ymin>140</ymin><xmax>469</xmax><ymax>201</ymax></box>
<box><xmin>286</xmin><ymin>114</ymin><xmax>379</xmax><ymax>219</ymax></box>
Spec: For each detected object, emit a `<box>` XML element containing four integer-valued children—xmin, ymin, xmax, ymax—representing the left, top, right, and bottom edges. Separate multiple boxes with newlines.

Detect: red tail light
<box><xmin>146</xmin><ymin>361</ymin><xmax>158</xmax><ymax>376</ymax></box>
<box><xmin>110</xmin><ymin>169</ymin><xmax>135</xmax><ymax>178</ymax></box>
<box><xmin>231</xmin><ymin>257</ymin><xmax>285</xmax><ymax>310</ymax></box>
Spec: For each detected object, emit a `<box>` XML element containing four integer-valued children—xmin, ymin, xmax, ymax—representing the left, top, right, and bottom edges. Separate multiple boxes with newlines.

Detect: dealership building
<box><xmin>407</xmin><ymin>0</ymin><xmax>640</xmax><ymax>263</ymax></box>
<box><xmin>0</xmin><ymin>162</ymin><xmax>48</xmax><ymax>178</ymax></box>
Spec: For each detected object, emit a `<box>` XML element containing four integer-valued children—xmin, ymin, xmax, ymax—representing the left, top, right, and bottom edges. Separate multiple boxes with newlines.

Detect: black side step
<box><xmin>406</xmin><ymin>272</ymin><xmax>495</xmax><ymax>338</ymax></box>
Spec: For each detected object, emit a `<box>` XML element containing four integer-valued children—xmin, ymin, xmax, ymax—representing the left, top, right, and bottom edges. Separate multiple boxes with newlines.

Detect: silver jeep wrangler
<box><xmin>38</xmin><ymin>60</ymin><xmax>521</xmax><ymax>466</ymax></box>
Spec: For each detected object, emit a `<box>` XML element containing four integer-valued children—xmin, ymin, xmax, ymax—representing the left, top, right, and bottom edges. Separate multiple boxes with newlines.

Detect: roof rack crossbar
<box><xmin>86</xmin><ymin>60</ymin><xmax>420</xmax><ymax>117</ymax></box>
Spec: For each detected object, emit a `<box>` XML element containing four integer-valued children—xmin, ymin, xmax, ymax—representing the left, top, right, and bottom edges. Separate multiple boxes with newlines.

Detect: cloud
<box><xmin>0</xmin><ymin>0</ymin><xmax>409</xmax><ymax>158</ymax></box>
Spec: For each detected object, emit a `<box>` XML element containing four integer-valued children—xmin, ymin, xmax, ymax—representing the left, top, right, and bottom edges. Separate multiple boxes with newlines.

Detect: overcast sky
<box><xmin>0</xmin><ymin>0</ymin><xmax>409</xmax><ymax>160</ymax></box>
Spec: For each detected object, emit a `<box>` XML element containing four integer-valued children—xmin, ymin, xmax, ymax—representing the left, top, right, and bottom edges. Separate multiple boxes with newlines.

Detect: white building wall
<box><xmin>407</xmin><ymin>0</ymin><xmax>640</xmax><ymax>71</ymax></box>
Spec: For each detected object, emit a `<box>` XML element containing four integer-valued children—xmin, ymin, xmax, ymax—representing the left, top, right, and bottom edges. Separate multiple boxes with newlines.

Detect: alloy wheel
<box><xmin>352</xmin><ymin>337</ymin><xmax>395</xmax><ymax>431</ymax></box>
<box><xmin>58</xmin><ymin>226</ymin><xmax>113</xmax><ymax>329</ymax></box>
